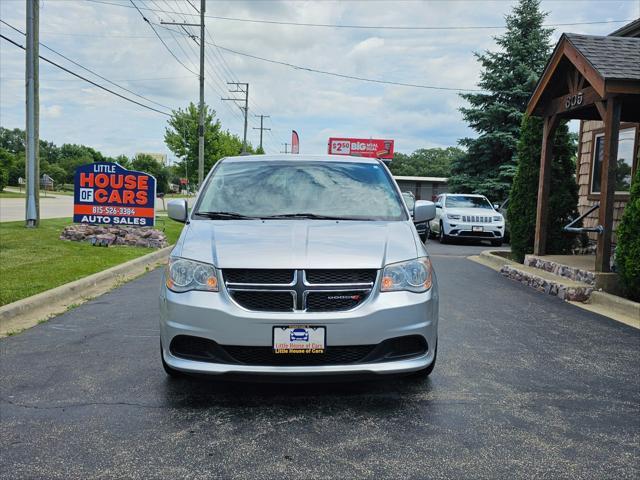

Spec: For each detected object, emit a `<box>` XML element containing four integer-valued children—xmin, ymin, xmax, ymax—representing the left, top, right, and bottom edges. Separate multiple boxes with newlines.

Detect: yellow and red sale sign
<box><xmin>73</xmin><ymin>162</ymin><xmax>156</xmax><ymax>226</ymax></box>
<box><xmin>328</xmin><ymin>137</ymin><xmax>394</xmax><ymax>159</ymax></box>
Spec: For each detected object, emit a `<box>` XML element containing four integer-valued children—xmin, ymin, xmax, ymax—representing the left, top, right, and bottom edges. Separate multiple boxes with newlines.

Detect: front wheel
<box><xmin>438</xmin><ymin>222</ymin><xmax>449</xmax><ymax>244</ymax></box>
<box><xmin>491</xmin><ymin>238</ymin><xmax>503</xmax><ymax>247</ymax></box>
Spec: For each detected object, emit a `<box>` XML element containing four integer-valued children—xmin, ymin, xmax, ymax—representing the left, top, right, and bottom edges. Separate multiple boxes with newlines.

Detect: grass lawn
<box><xmin>0</xmin><ymin>217</ymin><xmax>183</xmax><ymax>306</ymax></box>
<box><xmin>0</xmin><ymin>191</ymin><xmax>26</xmax><ymax>198</ymax></box>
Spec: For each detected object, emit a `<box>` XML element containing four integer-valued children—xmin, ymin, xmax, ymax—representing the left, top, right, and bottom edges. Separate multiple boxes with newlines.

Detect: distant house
<box><xmin>393</xmin><ymin>176</ymin><xmax>448</xmax><ymax>201</ymax></box>
<box><xmin>40</xmin><ymin>174</ymin><xmax>54</xmax><ymax>190</ymax></box>
<box><xmin>136</xmin><ymin>152</ymin><xmax>168</xmax><ymax>166</ymax></box>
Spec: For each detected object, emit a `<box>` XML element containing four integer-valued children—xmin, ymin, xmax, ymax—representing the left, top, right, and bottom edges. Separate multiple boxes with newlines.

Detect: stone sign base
<box><xmin>60</xmin><ymin>224</ymin><xmax>168</xmax><ymax>249</ymax></box>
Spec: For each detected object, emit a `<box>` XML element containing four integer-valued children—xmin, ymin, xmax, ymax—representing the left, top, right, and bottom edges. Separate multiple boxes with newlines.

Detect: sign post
<box><xmin>73</xmin><ymin>162</ymin><xmax>156</xmax><ymax>227</ymax></box>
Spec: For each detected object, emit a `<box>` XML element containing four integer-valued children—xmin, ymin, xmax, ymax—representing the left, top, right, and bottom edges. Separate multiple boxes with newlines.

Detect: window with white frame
<box><xmin>591</xmin><ymin>127</ymin><xmax>637</xmax><ymax>195</ymax></box>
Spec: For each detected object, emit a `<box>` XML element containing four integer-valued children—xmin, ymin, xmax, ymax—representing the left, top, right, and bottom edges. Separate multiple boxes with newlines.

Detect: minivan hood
<box><xmin>176</xmin><ymin>220</ymin><xmax>419</xmax><ymax>269</ymax></box>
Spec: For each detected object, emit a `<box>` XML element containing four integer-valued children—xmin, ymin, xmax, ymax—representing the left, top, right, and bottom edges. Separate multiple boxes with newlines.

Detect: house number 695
<box><xmin>565</xmin><ymin>92</ymin><xmax>583</xmax><ymax>109</ymax></box>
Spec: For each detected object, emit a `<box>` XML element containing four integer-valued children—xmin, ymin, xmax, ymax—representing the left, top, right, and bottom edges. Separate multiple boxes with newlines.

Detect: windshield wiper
<box><xmin>261</xmin><ymin>213</ymin><xmax>363</xmax><ymax>220</ymax></box>
<box><xmin>194</xmin><ymin>211</ymin><xmax>260</xmax><ymax>220</ymax></box>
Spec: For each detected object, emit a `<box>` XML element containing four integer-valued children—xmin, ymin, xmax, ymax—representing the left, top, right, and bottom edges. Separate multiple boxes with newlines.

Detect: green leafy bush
<box><xmin>0</xmin><ymin>166</ymin><xmax>8</xmax><ymax>192</ymax></box>
<box><xmin>508</xmin><ymin>115</ymin><xmax>578</xmax><ymax>262</ymax></box>
<box><xmin>616</xmin><ymin>167</ymin><xmax>640</xmax><ymax>301</ymax></box>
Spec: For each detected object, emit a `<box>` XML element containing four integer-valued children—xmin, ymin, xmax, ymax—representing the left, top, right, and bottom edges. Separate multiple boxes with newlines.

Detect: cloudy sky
<box><xmin>1</xmin><ymin>0</ymin><xmax>638</xmax><ymax>162</ymax></box>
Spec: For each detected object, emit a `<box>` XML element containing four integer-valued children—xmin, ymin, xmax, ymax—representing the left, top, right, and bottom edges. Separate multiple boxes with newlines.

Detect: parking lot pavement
<box><xmin>1</xmin><ymin>243</ymin><xmax>638</xmax><ymax>479</ymax></box>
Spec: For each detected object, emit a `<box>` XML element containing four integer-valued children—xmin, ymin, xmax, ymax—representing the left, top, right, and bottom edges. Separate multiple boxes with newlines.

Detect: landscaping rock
<box><xmin>60</xmin><ymin>224</ymin><xmax>168</xmax><ymax>249</ymax></box>
<box><xmin>500</xmin><ymin>264</ymin><xmax>593</xmax><ymax>302</ymax></box>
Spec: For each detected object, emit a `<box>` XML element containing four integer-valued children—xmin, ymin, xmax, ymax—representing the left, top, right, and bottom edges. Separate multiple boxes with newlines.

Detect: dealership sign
<box><xmin>328</xmin><ymin>137</ymin><xmax>394</xmax><ymax>160</ymax></box>
<box><xmin>74</xmin><ymin>162</ymin><xmax>156</xmax><ymax>226</ymax></box>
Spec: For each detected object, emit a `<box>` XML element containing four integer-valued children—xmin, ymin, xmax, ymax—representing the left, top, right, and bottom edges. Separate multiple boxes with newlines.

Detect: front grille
<box><xmin>223</xmin><ymin>269</ymin><xmax>294</xmax><ymax>284</ymax></box>
<box><xmin>462</xmin><ymin>215</ymin><xmax>492</xmax><ymax>223</ymax></box>
<box><xmin>223</xmin><ymin>268</ymin><xmax>376</xmax><ymax>312</ymax></box>
<box><xmin>230</xmin><ymin>290</ymin><xmax>294</xmax><ymax>312</ymax></box>
<box><xmin>170</xmin><ymin>335</ymin><xmax>428</xmax><ymax>367</ymax></box>
<box><xmin>306</xmin><ymin>291</ymin><xmax>367</xmax><ymax>312</ymax></box>
<box><xmin>305</xmin><ymin>269</ymin><xmax>376</xmax><ymax>284</ymax></box>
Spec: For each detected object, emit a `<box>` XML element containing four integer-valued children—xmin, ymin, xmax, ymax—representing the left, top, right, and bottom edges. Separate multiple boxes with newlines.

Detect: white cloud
<box><xmin>1</xmin><ymin>0</ymin><xmax>638</xmax><ymax>158</ymax></box>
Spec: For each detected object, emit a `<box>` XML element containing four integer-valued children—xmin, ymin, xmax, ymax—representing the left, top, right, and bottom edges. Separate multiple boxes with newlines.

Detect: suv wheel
<box><xmin>491</xmin><ymin>238</ymin><xmax>503</xmax><ymax>247</ymax></box>
<box><xmin>438</xmin><ymin>222</ymin><xmax>449</xmax><ymax>244</ymax></box>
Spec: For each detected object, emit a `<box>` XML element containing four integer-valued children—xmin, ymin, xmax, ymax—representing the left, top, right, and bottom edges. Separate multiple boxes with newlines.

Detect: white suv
<box><xmin>430</xmin><ymin>194</ymin><xmax>504</xmax><ymax>246</ymax></box>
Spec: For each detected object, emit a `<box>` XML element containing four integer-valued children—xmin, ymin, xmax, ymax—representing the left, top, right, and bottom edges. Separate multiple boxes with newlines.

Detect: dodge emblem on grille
<box><xmin>328</xmin><ymin>295</ymin><xmax>361</xmax><ymax>301</ymax></box>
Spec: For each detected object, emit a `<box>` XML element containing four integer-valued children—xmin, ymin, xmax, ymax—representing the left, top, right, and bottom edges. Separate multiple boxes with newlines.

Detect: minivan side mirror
<box><xmin>167</xmin><ymin>199</ymin><xmax>188</xmax><ymax>223</ymax></box>
<box><xmin>414</xmin><ymin>200</ymin><xmax>436</xmax><ymax>223</ymax></box>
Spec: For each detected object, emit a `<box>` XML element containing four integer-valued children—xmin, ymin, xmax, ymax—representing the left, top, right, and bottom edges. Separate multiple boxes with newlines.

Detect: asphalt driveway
<box><xmin>0</xmin><ymin>242</ymin><xmax>638</xmax><ymax>479</ymax></box>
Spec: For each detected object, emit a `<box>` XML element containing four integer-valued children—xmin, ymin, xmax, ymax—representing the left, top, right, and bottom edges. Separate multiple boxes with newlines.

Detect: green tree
<box><xmin>389</xmin><ymin>147</ymin><xmax>462</xmax><ymax>178</ymax></box>
<box><xmin>508</xmin><ymin>116</ymin><xmax>578</xmax><ymax>262</ymax></box>
<box><xmin>132</xmin><ymin>154</ymin><xmax>170</xmax><ymax>194</ymax></box>
<box><xmin>615</xmin><ymin>167</ymin><xmax>640</xmax><ymax>301</ymax></box>
<box><xmin>0</xmin><ymin>147</ymin><xmax>18</xmax><ymax>186</ymax></box>
<box><xmin>164</xmin><ymin>102</ymin><xmax>251</xmax><ymax>186</ymax></box>
<box><xmin>450</xmin><ymin>0</ymin><xmax>554</xmax><ymax>199</ymax></box>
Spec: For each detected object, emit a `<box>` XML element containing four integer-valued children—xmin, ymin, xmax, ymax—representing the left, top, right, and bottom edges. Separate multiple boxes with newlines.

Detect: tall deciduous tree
<box><xmin>164</xmin><ymin>102</ymin><xmax>251</xmax><ymax>186</ymax></box>
<box><xmin>450</xmin><ymin>0</ymin><xmax>554</xmax><ymax>200</ymax></box>
<box><xmin>389</xmin><ymin>147</ymin><xmax>462</xmax><ymax>178</ymax></box>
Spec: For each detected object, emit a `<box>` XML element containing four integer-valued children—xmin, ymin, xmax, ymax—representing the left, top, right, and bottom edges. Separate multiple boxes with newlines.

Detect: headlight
<box><xmin>447</xmin><ymin>214</ymin><xmax>460</xmax><ymax>220</ymax></box>
<box><xmin>381</xmin><ymin>257</ymin><xmax>433</xmax><ymax>293</ymax></box>
<box><xmin>165</xmin><ymin>257</ymin><xmax>218</xmax><ymax>293</ymax></box>
<box><xmin>493</xmin><ymin>215</ymin><xmax>502</xmax><ymax>221</ymax></box>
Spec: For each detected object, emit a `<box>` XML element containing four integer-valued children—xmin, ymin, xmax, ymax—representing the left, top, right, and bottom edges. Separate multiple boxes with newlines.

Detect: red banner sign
<box><xmin>291</xmin><ymin>130</ymin><xmax>300</xmax><ymax>154</ymax></box>
<box><xmin>328</xmin><ymin>138</ymin><xmax>394</xmax><ymax>159</ymax></box>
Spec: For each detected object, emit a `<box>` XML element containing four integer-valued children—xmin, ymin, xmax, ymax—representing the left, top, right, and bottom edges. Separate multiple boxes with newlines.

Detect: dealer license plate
<box><xmin>273</xmin><ymin>326</ymin><xmax>325</xmax><ymax>354</ymax></box>
<box><xmin>472</xmin><ymin>225</ymin><xmax>484</xmax><ymax>232</ymax></box>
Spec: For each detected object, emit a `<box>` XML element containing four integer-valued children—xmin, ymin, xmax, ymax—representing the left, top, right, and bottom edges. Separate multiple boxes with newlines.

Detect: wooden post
<box><xmin>595</xmin><ymin>97</ymin><xmax>621</xmax><ymax>272</ymax></box>
<box><xmin>533</xmin><ymin>115</ymin><xmax>559</xmax><ymax>256</ymax></box>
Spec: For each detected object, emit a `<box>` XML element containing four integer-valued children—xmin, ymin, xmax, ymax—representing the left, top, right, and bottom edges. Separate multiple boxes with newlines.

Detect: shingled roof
<box><xmin>564</xmin><ymin>33</ymin><xmax>640</xmax><ymax>81</ymax></box>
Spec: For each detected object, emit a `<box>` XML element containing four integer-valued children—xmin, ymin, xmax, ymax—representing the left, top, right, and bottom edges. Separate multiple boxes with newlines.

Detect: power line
<box><xmin>80</xmin><ymin>1</ymin><xmax>635</xmax><ymax>31</ymax></box>
<box><xmin>163</xmin><ymin>25</ymin><xmax>483</xmax><ymax>92</ymax></box>
<box><xmin>129</xmin><ymin>0</ymin><xmax>198</xmax><ymax>76</ymax></box>
<box><xmin>1</xmin><ymin>19</ymin><xmax>174</xmax><ymax>111</ymax></box>
<box><xmin>0</xmin><ymin>34</ymin><xmax>171</xmax><ymax>116</ymax></box>
<box><xmin>214</xmin><ymin>43</ymin><xmax>484</xmax><ymax>92</ymax></box>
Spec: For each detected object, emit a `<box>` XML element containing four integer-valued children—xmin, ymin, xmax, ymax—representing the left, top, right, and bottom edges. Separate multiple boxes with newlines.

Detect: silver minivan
<box><xmin>160</xmin><ymin>155</ymin><xmax>438</xmax><ymax>378</ymax></box>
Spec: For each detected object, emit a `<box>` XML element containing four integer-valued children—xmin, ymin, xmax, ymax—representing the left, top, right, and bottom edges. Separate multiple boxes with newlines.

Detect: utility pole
<box><xmin>25</xmin><ymin>0</ymin><xmax>40</xmax><ymax>227</ymax></box>
<box><xmin>252</xmin><ymin>115</ymin><xmax>270</xmax><ymax>152</ymax></box>
<box><xmin>161</xmin><ymin>1</ymin><xmax>205</xmax><ymax>186</ymax></box>
<box><xmin>198</xmin><ymin>0</ymin><xmax>205</xmax><ymax>186</ymax></box>
<box><xmin>281</xmin><ymin>143</ymin><xmax>290</xmax><ymax>154</ymax></box>
<box><xmin>222</xmin><ymin>82</ymin><xmax>249</xmax><ymax>153</ymax></box>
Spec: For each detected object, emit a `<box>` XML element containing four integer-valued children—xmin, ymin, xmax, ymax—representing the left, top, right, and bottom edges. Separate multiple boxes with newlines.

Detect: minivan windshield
<box><xmin>194</xmin><ymin>160</ymin><xmax>406</xmax><ymax>221</ymax></box>
<box><xmin>445</xmin><ymin>195</ymin><xmax>493</xmax><ymax>209</ymax></box>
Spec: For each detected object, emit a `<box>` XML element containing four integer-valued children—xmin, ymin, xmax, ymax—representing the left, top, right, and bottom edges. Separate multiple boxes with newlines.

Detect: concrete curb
<box><xmin>0</xmin><ymin>246</ymin><xmax>172</xmax><ymax>337</ymax></box>
<box><xmin>585</xmin><ymin>291</ymin><xmax>640</xmax><ymax>329</ymax></box>
<box><xmin>468</xmin><ymin>250</ymin><xmax>518</xmax><ymax>271</ymax></box>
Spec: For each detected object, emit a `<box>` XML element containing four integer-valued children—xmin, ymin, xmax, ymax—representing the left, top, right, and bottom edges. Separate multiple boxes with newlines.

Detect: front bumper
<box><xmin>159</xmin><ymin>273</ymin><xmax>438</xmax><ymax>376</ymax></box>
<box><xmin>443</xmin><ymin>221</ymin><xmax>504</xmax><ymax>239</ymax></box>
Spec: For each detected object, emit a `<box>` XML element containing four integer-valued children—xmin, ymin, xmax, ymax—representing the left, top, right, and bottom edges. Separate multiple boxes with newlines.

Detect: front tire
<box><xmin>438</xmin><ymin>222</ymin><xmax>449</xmax><ymax>244</ymax></box>
<box><xmin>491</xmin><ymin>238</ymin><xmax>503</xmax><ymax>247</ymax></box>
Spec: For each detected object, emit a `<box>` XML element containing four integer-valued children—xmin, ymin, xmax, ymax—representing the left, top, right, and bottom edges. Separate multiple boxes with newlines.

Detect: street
<box><xmin>0</xmin><ymin>194</ymin><xmax>74</xmax><ymax>222</ymax></box>
<box><xmin>0</xmin><ymin>241</ymin><xmax>638</xmax><ymax>479</ymax></box>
